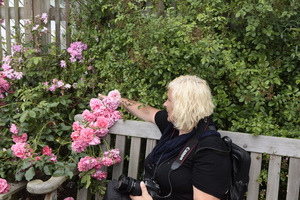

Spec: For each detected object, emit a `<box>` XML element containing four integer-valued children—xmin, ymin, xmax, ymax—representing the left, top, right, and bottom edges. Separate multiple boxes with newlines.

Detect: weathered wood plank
<box><xmin>44</xmin><ymin>190</ymin><xmax>57</xmax><ymax>200</ymax></box>
<box><xmin>0</xmin><ymin>181</ymin><xmax>26</xmax><ymax>200</ymax></box>
<box><xmin>128</xmin><ymin>137</ymin><xmax>141</xmax><ymax>179</ymax></box>
<box><xmin>4</xmin><ymin>0</ymin><xmax>11</xmax><ymax>55</ymax></box>
<box><xmin>112</xmin><ymin>135</ymin><xmax>126</xmax><ymax>180</ymax></box>
<box><xmin>266</xmin><ymin>155</ymin><xmax>281</xmax><ymax>200</ymax></box>
<box><xmin>246</xmin><ymin>152</ymin><xmax>262</xmax><ymax>200</ymax></box>
<box><xmin>55</xmin><ymin>0</ymin><xmax>61</xmax><ymax>53</ymax></box>
<box><xmin>286</xmin><ymin>158</ymin><xmax>300</xmax><ymax>200</ymax></box>
<box><xmin>14</xmin><ymin>0</ymin><xmax>21</xmax><ymax>44</ymax></box>
<box><xmin>76</xmin><ymin>187</ymin><xmax>91</xmax><ymax>200</ymax></box>
<box><xmin>145</xmin><ymin>139</ymin><xmax>156</xmax><ymax>158</ymax></box>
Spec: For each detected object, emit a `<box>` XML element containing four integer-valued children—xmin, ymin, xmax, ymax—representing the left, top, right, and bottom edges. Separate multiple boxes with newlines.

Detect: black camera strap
<box><xmin>171</xmin><ymin>117</ymin><xmax>217</xmax><ymax>171</ymax></box>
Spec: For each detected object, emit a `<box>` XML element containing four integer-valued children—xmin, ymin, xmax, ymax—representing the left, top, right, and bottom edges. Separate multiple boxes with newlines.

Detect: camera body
<box><xmin>117</xmin><ymin>175</ymin><xmax>161</xmax><ymax>198</ymax></box>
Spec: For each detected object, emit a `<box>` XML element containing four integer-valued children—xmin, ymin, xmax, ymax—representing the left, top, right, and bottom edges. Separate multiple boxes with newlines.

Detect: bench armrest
<box><xmin>27</xmin><ymin>169</ymin><xmax>78</xmax><ymax>195</ymax></box>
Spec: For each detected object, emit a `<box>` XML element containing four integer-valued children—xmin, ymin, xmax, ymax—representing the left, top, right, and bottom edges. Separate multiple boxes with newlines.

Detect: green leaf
<box><xmin>20</xmin><ymin>112</ymin><xmax>27</xmax><ymax>123</ymax></box>
<box><xmin>21</xmin><ymin>161</ymin><xmax>32</xmax><ymax>170</ymax></box>
<box><xmin>28</xmin><ymin>110</ymin><xmax>36</xmax><ymax>118</ymax></box>
<box><xmin>53</xmin><ymin>169</ymin><xmax>64</xmax><ymax>177</ymax></box>
<box><xmin>25</xmin><ymin>167</ymin><xmax>35</xmax><ymax>181</ymax></box>
<box><xmin>15</xmin><ymin>171</ymin><xmax>25</xmax><ymax>181</ymax></box>
<box><xmin>43</xmin><ymin>165</ymin><xmax>52</xmax><ymax>175</ymax></box>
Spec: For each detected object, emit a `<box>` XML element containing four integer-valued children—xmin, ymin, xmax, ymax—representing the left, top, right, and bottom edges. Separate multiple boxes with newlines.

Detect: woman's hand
<box><xmin>129</xmin><ymin>181</ymin><xmax>153</xmax><ymax>200</ymax></box>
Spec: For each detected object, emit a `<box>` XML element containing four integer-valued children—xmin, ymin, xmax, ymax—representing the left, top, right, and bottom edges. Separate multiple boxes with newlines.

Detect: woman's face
<box><xmin>164</xmin><ymin>88</ymin><xmax>174</xmax><ymax>123</ymax></box>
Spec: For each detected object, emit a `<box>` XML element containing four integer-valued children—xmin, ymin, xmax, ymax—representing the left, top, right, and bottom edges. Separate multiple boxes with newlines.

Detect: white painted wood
<box><xmin>286</xmin><ymin>158</ymin><xmax>300</xmax><ymax>200</ymax></box>
<box><xmin>128</xmin><ymin>137</ymin><xmax>141</xmax><ymax>179</ymax></box>
<box><xmin>266</xmin><ymin>155</ymin><xmax>281</xmax><ymax>200</ymax></box>
<box><xmin>247</xmin><ymin>153</ymin><xmax>262</xmax><ymax>200</ymax></box>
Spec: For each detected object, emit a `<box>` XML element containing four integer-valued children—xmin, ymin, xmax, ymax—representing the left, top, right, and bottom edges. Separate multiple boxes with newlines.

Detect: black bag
<box><xmin>103</xmin><ymin>179</ymin><xmax>131</xmax><ymax>200</ymax></box>
<box><xmin>223</xmin><ymin>136</ymin><xmax>251</xmax><ymax>200</ymax></box>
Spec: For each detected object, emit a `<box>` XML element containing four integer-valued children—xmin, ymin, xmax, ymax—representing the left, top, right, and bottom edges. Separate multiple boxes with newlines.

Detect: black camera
<box><xmin>117</xmin><ymin>174</ymin><xmax>161</xmax><ymax>198</ymax></box>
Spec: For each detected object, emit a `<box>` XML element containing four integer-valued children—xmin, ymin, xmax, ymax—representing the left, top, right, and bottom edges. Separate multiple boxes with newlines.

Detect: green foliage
<box><xmin>71</xmin><ymin>0</ymin><xmax>299</xmax><ymax>137</ymax></box>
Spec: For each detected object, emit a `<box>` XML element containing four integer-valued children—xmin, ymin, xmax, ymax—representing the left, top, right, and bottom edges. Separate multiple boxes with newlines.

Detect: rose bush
<box><xmin>0</xmin><ymin>11</ymin><xmax>123</xmax><ymax>194</ymax></box>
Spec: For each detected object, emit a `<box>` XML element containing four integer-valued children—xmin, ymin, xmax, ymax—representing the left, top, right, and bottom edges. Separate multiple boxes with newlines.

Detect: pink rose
<box><xmin>12</xmin><ymin>133</ymin><xmax>28</xmax><ymax>143</ymax></box>
<box><xmin>82</xmin><ymin>109</ymin><xmax>96</xmax><ymax>123</ymax></box>
<box><xmin>64</xmin><ymin>198</ymin><xmax>74</xmax><ymax>200</ymax></box>
<box><xmin>42</xmin><ymin>146</ymin><xmax>52</xmax><ymax>156</ymax></box>
<box><xmin>91</xmin><ymin>170</ymin><xmax>107</xmax><ymax>180</ymax></box>
<box><xmin>11</xmin><ymin>143</ymin><xmax>30</xmax><ymax>160</ymax></box>
<box><xmin>89</xmin><ymin>98</ymin><xmax>103</xmax><ymax>111</ymax></box>
<box><xmin>96</xmin><ymin>116</ymin><xmax>109</xmax><ymax>129</ymax></box>
<box><xmin>77</xmin><ymin>156</ymin><xmax>98</xmax><ymax>172</ymax></box>
<box><xmin>71</xmin><ymin>141</ymin><xmax>87</xmax><ymax>153</ymax></box>
<box><xmin>101</xmin><ymin>157</ymin><xmax>114</xmax><ymax>167</ymax></box>
<box><xmin>0</xmin><ymin>178</ymin><xmax>10</xmax><ymax>194</ymax></box>
<box><xmin>72</xmin><ymin>121</ymin><xmax>82</xmax><ymax>131</ymax></box>
<box><xmin>80</xmin><ymin>128</ymin><xmax>95</xmax><ymax>143</ymax></box>
<box><xmin>10</xmin><ymin>124</ymin><xmax>19</xmax><ymax>134</ymax></box>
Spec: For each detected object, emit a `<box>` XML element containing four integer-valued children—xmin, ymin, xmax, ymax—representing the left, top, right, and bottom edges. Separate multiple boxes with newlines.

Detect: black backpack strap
<box><xmin>171</xmin><ymin>117</ymin><xmax>219</xmax><ymax>171</ymax></box>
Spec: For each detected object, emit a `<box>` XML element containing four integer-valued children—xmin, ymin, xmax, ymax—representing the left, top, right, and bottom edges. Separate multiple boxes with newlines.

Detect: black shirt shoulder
<box><xmin>154</xmin><ymin>110</ymin><xmax>170</xmax><ymax>134</ymax></box>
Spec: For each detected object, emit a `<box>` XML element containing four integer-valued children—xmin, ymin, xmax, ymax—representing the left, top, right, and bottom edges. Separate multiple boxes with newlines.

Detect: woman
<box><xmin>99</xmin><ymin>75</ymin><xmax>231</xmax><ymax>200</ymax></box>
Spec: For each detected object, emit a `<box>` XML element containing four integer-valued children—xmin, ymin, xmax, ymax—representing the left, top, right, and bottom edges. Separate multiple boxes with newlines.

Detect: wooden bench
<box><xmin>25</xmin><ymin>115</ymin><xmax>300</xmax><ymax>200</ymax></box>
<box><xmin>0</xmin><ymin>181</ymin><xmax>26</xmax><ymax>200</ymax></box>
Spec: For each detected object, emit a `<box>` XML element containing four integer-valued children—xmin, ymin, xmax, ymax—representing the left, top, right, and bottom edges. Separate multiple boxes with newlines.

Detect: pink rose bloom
<box><xmin>103</xmin><ymin>97</ymin><xmax>119</xmax><ymax>111</ymax></box>
<box><xmin>12</xmin><ymin>44</ymin><xmax>22</xmax><ymax>52</ymax></box>
<box><xmin>72</xmin><ymin>121</ymin><xmax>82</xmax><ymax>131</ymax></box>
<box><xmin>12</xmin><ymin>133</ymin><xmax>28</xmax><ymax>143</ymax></box>
<box><xmin>80</xmin><ymin>127</ymin><xmax>95</xmax><ymax>143</ymax></box>
<box><xmin>77</xmin><ymin>156</ymin><xmax>98</xmax><ymax>172</ymax></box>
<box><xmin>94</xmin><ymin>128</ymin><xmax>109</xmax><ymax>138</ymax></box>
<box><xmin>11</xmin><ymin>143</ymin><xmax>30</xmax><ymax>160</ymax></box>
<box><xmin>108</xmin><ymin>90</ymin><xmax>121</xmax><ymax>101</ymax></box>
<box><xmin>89</xmin><ymin>98</ymin><xmax>103</xmax><ymax>111</ymax></box>
<box><xmin>101</xmin><ymin>157</ymin><xmax>114</xmax><ymax>167</ymax></box>
<box><xmin>42</xmin><ymin>146</ymin><xmax>52</xmax><ymax>156</ymax></box>
<box><xmin>71</xmin><ymin>141</ymin><xmax>87</xmax><ymax>153</ymax></box>
<box><xmin>71</xmin><ymin>131</ymin><xmax>80</xmax><ymax>141</ymax></box>
<box><xmin>96</xmin><ymin>116</ymin><xmax>109</xmax><ymax>129</ymax></box>
<box><xmin>10</xmin><ymin>124</ymin><xmax>19</xmax><ymax>134</ymax></box>
<box><xmin>82</xmin><ymin>109</ymin><xmax>96</xmax><ymax>123</ymax></box>
<box><xmin>91</xmin><ymin>170</ymin><xmax>107</xmax><ymax>180</ymax></box>
<box><xmin>111</xmin><ymin>110</ymin><xmax>123</xmax><ymax>121</ymax></box>
<box><xmin>0</xmin><ymin>178</ymin><xmax>10</xmax><ymax>194</ymax></box>
<box><xmin>64</xmin><ymin>198</ymin><xmax>74</xmax><ymax>200</ymax></box>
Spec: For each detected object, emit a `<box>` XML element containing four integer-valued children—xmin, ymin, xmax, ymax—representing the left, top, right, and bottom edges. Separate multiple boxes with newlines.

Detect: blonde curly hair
<box><xmin>168</xmin><ymin>75</ymin><xmax>214</xmax><ymax>132</ymax></box>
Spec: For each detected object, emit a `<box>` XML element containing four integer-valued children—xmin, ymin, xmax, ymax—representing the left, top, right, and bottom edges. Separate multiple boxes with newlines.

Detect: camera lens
<box><xmin>117</xmin><ymin>175</ymin><xmax>142</xmax><ymax>196</ymax></box>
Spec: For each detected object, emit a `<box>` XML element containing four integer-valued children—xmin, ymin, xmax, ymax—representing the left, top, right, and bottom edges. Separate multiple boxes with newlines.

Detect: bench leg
<box><xmin>44</xmin><ymin>190</ymin><xmax>57</xmax><ymax>200</ymax></box>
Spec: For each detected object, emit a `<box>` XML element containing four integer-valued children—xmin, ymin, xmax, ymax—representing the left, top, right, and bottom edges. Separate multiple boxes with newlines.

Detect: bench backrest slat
<box><xmin>112</xmin><ymin>135</ymin><xmax>126</xmax><ymax>180</ymax></box>
<box><xmin>247</xmin><ymin>152</ymin><xmax>262</xmax><ymax>200</ymax></box>
<box><xmin>266</xmin><ymin>155</ymin><xmax>281</xmax><ymax>200</ymax></box>
<box><xmin>128</xmin><ymin>137</ymin><xmax>142</xmax><ymax>179</ymax></box>
<box><xmin>286</xmin><ymin>158</ymin><xmax>300</xmax><ymax>200</ymax></box>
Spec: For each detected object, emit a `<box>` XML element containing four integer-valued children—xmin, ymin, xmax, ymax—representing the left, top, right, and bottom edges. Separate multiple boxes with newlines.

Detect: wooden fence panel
<box><xmin>0</xmin><ymin>0</ymin><xmax>70</xmax><ymax>57</ymax></box>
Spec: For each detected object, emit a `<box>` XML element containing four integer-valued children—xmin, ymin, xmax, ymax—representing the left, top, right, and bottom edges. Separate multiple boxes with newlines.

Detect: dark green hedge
<box><xmin>71</xmin><ymin>0</ymin><xmax>299</xmax><ymax>137</ymax></box>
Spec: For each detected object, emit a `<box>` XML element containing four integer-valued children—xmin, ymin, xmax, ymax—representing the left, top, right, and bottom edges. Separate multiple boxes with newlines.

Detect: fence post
<box><xmin>4</xmin><ymin>0</ymin><xmax>11</xmax><ymax>55</ymax></box>
<box><xmin>24</xmin><ymin>0</ymin><xmax>33</xmax><ymax>43</ymax></box>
